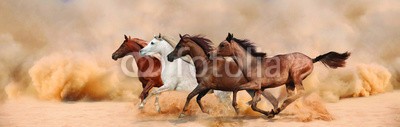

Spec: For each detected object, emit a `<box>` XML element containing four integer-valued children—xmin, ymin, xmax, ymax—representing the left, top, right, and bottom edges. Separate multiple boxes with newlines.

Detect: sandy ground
<box><xmin>1</xmin><ymin>91</ymin><xmax>399</xmax><ymax>127</ymax></box>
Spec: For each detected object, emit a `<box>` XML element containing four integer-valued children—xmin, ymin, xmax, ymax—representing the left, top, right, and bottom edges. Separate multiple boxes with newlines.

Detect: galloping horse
<box><xmin>167</xmin><ymin>34</ymin><xmax>278</xmax><ymax>118</ymax></box>
<box><xmin>112</xmin><ymin>35</ymin><xmax>163</xmax><ymax>108</ymax></box>
<box><xmin>216</xmin><ymin>33</ymin><xmax>350</xmax><ymax>117</ymax></box>
<box><xmin>139</xmin><ymin>34</ymin><xmax>230</xmax><ymax>112</ymax></box>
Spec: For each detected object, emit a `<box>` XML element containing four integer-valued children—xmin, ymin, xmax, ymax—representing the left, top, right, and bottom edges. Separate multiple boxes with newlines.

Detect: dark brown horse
<box><xmin>112</xmin><ymin>35</ymin><xmax>163</xmax><ymax>107</ymax></box>
<box><xmin>216</xmin><ymin>33</ymin><xmax>350</xmax><ymax>117</ymax></box>
<box><xmin>167</xmin><ymin>34</ymin><xmax>277</xmax><ymax>118</ymax></box>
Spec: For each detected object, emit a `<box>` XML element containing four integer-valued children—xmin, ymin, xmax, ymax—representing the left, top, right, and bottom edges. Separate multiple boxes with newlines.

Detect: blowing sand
<box><xmin>1</xmin><ymin>90</ymin><xmax>399</xmax><ymax>127</ymax></box>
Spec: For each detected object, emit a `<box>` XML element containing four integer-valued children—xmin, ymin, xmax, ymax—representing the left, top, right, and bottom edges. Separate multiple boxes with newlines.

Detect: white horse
<box><xmin>139</xmin><ymin>34</ymin><xmax>231</xmax><ymax>112</ymax></box>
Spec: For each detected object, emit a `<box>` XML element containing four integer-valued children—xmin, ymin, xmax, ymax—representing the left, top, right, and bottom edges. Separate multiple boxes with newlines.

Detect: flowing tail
<box><xmin>313</xmin><ymin>51</ymin><xmax>351</xmax><ymax>68</ymax></box>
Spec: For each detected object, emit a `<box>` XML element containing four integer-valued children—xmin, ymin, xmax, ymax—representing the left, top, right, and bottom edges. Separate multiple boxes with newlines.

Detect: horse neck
<box><xmin>130</xmin><ymin>51</ymin><xmax>144</xmax><ymax>64</ymax></box>
<box><xmin>233</xmin><ymin>45</ymin><xmax>259</xmax><ymax>75</ymax></box>
<box><xmin>158</xmin><ymin>42</ymin><xmax>175</xmax><ymax>70</ymax></box>
<box><xmin>126</xmin><ymin>42</ymin><xmax>144</xmax><ymax>63</ymax></box>
<box><xmin>188</xmin><ymin>44</ymin><xmax>209</xmax><ymax>75</ymax></box>
<box><xmin>159</xmin><ymin>42</ymin><xmax>175</xmax><ymax>60</ymax></box>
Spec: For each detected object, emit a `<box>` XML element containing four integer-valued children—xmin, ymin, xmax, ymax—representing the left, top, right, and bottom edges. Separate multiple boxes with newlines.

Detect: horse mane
<box><xmin>129</xmin><ymin>37</ymin><xmax>148</xmax><ymax>48</ymax></box>
<box><xmin>232</xmin><ymin>38</ymin><xmax>266</xmax><ymax>57</ymax></box>
<box><xmin>183</xmin><ymin>34</ymin><xmax>214</xmax><ymax>54</ymax></box>
<box><xmin>157</xmin><ymin>35</ymin><xmax>178</xmax><ymax>47</ymax></box>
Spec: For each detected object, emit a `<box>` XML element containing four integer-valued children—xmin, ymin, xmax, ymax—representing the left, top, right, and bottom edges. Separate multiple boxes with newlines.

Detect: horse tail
<box><xmin>312</xmin><ymin>51</ymin><xmax>350</xmax><ymax>69</ymax></box>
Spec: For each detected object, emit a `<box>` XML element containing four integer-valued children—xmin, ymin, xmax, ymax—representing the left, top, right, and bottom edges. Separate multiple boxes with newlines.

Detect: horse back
<box><xmin>262</xmin><ymin>52</ymin><xmax>313</xmax><ymax>86</ymax></box>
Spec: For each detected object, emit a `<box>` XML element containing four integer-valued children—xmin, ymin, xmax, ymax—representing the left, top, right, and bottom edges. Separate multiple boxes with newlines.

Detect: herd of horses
<box><xmin>112</xmin><ymin>33</ymin><xmax>350</xmax><ymax>118</ymax></box>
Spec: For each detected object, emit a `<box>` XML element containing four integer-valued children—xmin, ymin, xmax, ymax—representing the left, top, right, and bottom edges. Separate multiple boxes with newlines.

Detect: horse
<box><xmin>112</xmin><ymin>35</ymin><xmax>163</xmax><ymax>108</ymax></box>
<box><xmin>139</xmin><ymin>33</ymin><xmax>232</xmax><ymax>112</ymax></box>
<box><xmin>167</xmin><ymin>34</ymin><xmax>278</xmax><ymax>118</ymax></box>
<box><xmin>215</xmin><ymin>33</ymin><xmax>350</xmax><ymax>117</ymax></box>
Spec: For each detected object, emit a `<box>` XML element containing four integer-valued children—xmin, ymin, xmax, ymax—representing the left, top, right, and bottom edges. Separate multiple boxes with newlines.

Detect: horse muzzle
<box><xmin>167</xmin><ymin>54</ymin><xmax>175</xmax><ymax>62</ymax></box>
<box><xmin>112</xmin><ymin>54</ymin><xmax>119</xmax><ymax>61</ymax></box>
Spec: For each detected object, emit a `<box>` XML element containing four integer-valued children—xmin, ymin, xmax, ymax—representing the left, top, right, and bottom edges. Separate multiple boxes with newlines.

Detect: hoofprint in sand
<box><xmin>1</xmin><ymin>90</ymin><xmax>399</xmax><ymax>127</ymax></box>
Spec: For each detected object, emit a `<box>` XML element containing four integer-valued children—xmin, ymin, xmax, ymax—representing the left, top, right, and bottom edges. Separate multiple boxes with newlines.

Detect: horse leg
<box><xmin>261</xmin><ymin>90</ymin><xmax>279</xmax><ymax>110</ymax></box>
<box><xmin>250</xmin><ymin>90</ymin><xmax>271</xmax><ymax>116</ymax></box>
<box><xmin>179</xmin><ymin>85</ymin><xmax>206</xmax><ymax>118</ymax></box>
<box><xmin>245</xmin><ymin>89</ymin><xmax>278</xmax><ymax>111</ymax></box>
<box><xmin>152</xmin><ymin>84</ymin><xmax>173</xmax><ymax>113</ymax></box>
<box><xmin>272</xmin><ymin>81</ymin><xmax>305</xmax><ymax>116</ymax></box>
<box><xmin>139</xmin><ymin>81</ymin><xmax>155</xmax><ymax>109</ymax></box>
<box><xmin>196</xmin><ymin>89</ymin><xmax>210</xmax><ymax>114</ymax></box>
<box><xmin>232</xmin><ymin>90</ymin><xmax>240</xmax><ymax>115</ymax></box>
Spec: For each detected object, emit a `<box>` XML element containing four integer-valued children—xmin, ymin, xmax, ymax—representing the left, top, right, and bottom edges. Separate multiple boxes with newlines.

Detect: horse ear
<box><xmin>226</xmin><ymin>33</ymin><xmax>233</xmax><ymax>42</ymax></box>
<box><xmin>124</xmin><ymin>35</ymin><xmax>128</xmax><ymax>40</ymax></box>
<box><xmin>179</xmin><ymin>34</ymin><xmax>183</xmax><ymax>39</ymax></box>
<box><xmin>158</xmin><ymin>33</ymin><xmax>161</xmax><ymax>38</ymax></box>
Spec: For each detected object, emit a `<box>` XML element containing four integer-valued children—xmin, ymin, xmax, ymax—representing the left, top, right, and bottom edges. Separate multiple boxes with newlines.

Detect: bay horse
<box><xmin>139</xmin><ymin>34</ymin><xmax>230</xmax><ymax>112</ymax></box>
<box><xmin>167</xmin><ymin>34</ymin><xmax>278</xmax><ymax>118</ymax></box>
<box><xmin>112</xmin><ymin>35</ymin><xmax>163</xmax><ymax>108</ymax></box>
<box><xmin>216</xmin><ymin>33</ymin><xmax>350</xmax><ymax>117</ymax></box>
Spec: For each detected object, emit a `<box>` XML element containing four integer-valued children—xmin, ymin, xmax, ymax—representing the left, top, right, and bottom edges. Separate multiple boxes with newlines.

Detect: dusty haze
<box><xmin>0</xmin><ymin>0</ymin><xmax>399</xmax><ymax>125</ymax></box>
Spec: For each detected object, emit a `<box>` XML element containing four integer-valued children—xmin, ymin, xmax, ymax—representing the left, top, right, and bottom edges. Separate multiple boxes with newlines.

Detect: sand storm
<box><xmin>1</xmin><ymin>0</ymin><xmax>400</xmax><ymax>126</ymax></box>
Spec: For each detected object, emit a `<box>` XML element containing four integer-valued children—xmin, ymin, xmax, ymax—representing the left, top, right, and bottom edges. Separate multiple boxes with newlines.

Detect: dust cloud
<box><xmin>0</xmin><ymin>0</ymin><xmax>399</xmax><ymax>122</ymax></box>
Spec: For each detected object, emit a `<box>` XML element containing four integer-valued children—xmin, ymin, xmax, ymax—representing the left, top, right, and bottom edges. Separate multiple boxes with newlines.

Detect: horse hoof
<box><xmin>178</xmin><ymin>113</ymin><xmax>186</xmax><ymax>118</ymax></box>
<box><xmin>138</xmin><ymin>104</ymin><xmax>144</xmax><ymax>109</ymax></box>
<box><xmin>271</xmin><ymin>108</ymin><xmax>281</xmax><ymax>115</ymax></box>
<box><xmin>267</xmin><ymin>113</ymin><xmax>275</xmax><ymax>119</ymax></box>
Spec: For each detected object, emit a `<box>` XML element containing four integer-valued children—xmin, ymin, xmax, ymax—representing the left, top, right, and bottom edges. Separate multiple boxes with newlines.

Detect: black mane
<box><xmin>183</xmin><ymin>34</ymin><xmax>214</xmax><ymax>54</ymax></box>
<box><xmin>232</xmin><ymin>38</ymin><xmax>266</xmax><ymax>58</ymax></box>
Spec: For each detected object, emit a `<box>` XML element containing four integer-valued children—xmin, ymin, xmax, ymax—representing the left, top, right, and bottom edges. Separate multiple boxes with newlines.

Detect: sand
<box><xmin>0</xmin><ymin>90</ymin><xmax>399</xmax><ymax>127</ymax></box>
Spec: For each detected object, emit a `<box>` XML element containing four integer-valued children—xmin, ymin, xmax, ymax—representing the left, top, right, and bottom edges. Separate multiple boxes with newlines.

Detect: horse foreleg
<box><xmin>232</xmin><ymin>91</ymin><xmax>239</xmax><ymax>115</ymax></box>
<box><xmin>179</xmin><ymin>85</ymin><xmax>205</xmax><ymax>118</ymax></box>
<box><xmin>261</xmin><ymin>90</ymin><xmax>279</xmax><ymax>110</ymax></box>
<box><xmin>272</xmin><ymin>81</ymin><xmax>305</xmax><ymax>116</ymax></box>
<box><xmin>250</xmin><ymin>90</ymin><xmax>271</xmax><ymax>116</ymax></box>
<box><xmin>196</xmin><ymin>89</ymin><xmax>210</xmax><ymax>114</ymax></box>
<box><xmin>139</xmin><ymin>81</ymin><xmax>155</xmax><ymax>109</ymax></box>
<box><xmin>152</xmin><ymin>85</ymin><xmax>173</xmax><ymax>113</ymax></box>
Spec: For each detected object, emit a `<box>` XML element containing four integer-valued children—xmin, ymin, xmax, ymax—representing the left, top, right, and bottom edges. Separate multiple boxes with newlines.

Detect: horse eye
<box><xmin>220</xmin><ymin>44</ymin><xmax>224</xmax><ymax>48</ymax></box>
<box><xmin>151</xmin><ymin>42</ymin><xmax>155</xmax><ymax>45</ymax></box>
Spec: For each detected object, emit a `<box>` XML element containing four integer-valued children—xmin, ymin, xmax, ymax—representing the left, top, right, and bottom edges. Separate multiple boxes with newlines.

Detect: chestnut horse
<box><xmin>112</xmin><ymin>35</ymin><xmax>163</xmax><ymax>108</ymax></box>
<box><xmin>216</xmin><ymin>33</ymin><xmax>350</xmax><ymax>117</ymax></box>
<box><xmin>167</xmin><ymin>34</ymin><xmax>277</xmax><ymax>118</ymax></box>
